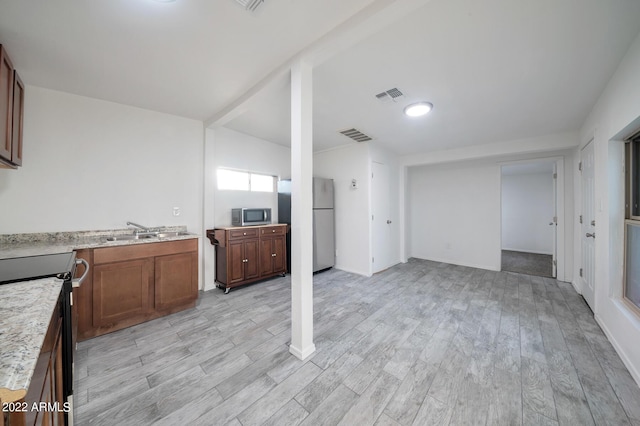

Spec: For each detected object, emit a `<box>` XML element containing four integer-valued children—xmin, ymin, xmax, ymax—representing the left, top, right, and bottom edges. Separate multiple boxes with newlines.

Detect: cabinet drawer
<box><xmin>94</xmin><ymin>239</ymin><xmax>197</xmax><ymax>264</ymax></box>
<box><xmin>260</xmin><ymin>226</ymin><xmax>286</xmax><ymax>236</ymax></box>
<box><xmin>229</xmin><ymin>228</ymin><xmax>259</xmax><ymax>239</ymax></box>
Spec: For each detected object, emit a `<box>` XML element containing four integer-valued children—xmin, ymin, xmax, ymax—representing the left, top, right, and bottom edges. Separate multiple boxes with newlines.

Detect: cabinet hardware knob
<box><xmin>272</xmin><ymin>253</ymin><xmax>276</xmax><ymax>257</ymax></box>
<box><xmin>243</xmin><ymin>232</ymin><xmax>247</xmax><ymax>235</ymax></box>
<box><xmin>273</xmin><ymin>230</ymin><xmax>275</xmax><ymax>232</ymax></box>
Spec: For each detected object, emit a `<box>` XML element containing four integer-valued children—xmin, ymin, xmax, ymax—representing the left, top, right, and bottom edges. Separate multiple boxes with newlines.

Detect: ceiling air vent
<box><xmin>375</xmin><ymin>87</ymin><xmax>404</xmax><ymax>103</ymax></box>
<box><xmin>340</xmin><ymin>128</ymin><xmax>373</xmax><ymax>143</ymax></box>
<box><xmin>234</xmin><ymin>0</ymin><xmax>264</xmax><ymax>11</ymax></box>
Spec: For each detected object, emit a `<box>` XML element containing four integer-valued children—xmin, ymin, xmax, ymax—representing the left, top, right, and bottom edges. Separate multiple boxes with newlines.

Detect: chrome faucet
<box><xmin>126</xmin><ymin>221</ymin><xmax>160</xmax><ymax>236</ymax></box>
<box><xmin>126</xmin><ymin>221</ymin><xmax>149</xmax><ymax>232</ymax></box>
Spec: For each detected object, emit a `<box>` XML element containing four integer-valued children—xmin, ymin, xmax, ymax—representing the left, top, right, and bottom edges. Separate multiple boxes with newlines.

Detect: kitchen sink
<box><xmin>105</xmin><ymin>234</ymin><xmax>157</xmax><ymax>241</ymax></box>
<box><xmin>156</xmin><ymin>232</ymin><xmax>189</xmax><ymax>238</ymax></box>
<box><xmin>105</xmin><ymin>231</ymin><xmax>190</xmax><ymax>241</ymax></box>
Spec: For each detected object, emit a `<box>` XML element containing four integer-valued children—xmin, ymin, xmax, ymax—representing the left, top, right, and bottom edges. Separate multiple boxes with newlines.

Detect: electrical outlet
<box><xmin>172</xmin><ymin>207</ymin><xmax>181</xmax><ymax>217</ymax></box>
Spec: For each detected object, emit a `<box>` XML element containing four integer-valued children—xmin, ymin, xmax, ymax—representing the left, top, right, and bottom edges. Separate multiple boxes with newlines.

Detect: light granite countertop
<box><xmin>0</xmin><ymin>226</ymin><xmax>200</xmax><ymax>260</ymax></box>
<box><xmin>0</xmin><ymin>226</ymin><xmax>200</xmax><ymax>403</ymax></box>
<box><xmin>0</xmin><ymin>278</ymin><xmax>63</xmax><ymax>403</ymax></box>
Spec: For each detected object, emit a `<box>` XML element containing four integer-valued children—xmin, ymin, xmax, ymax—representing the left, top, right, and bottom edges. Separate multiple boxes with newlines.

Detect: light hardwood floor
<box><xmin>74</xmin><ymin>258</ymin><xmax>640</xmax><ymax>425</ymax></box>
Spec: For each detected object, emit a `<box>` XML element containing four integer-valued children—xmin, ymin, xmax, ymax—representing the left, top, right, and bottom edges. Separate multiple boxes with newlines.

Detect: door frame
<box><xmin>580</xmin><ymin>138</ymin><xmax>596</xmax><ymax>310</ymax></box>
<box><xmin>371</xmin><ymin>160</ymin><xmax>394</xmax><ymax>274</ymax></box>
<box><xmin>499</xmin><ymin>156</ymin><xmax>566</xmax><ymax>281</ymax></box>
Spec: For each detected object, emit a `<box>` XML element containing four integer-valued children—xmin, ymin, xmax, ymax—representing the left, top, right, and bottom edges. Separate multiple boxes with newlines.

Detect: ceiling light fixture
<box><xmin>403</xmin><ymin>102</ymin><xmax>433</xmax><ymax>117</ymax></box>
<box><xmin>152</xmin><ymin>0</ymin><xmax>176</xmax><ymax>3</ymax></box>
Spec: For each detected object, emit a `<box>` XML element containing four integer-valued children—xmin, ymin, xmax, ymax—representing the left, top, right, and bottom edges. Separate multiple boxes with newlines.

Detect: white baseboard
<box><xmin>502</xmin><ymin>247</ymin><xmax>553</xmax><ymax>255</ymax></box>
<box><xmin>595</xmin><ymin>313</ymin><xmax>640</xmax><ymax>388</ymax></box>
<box><xmin>334</xmin><ymin>265</ymin><xmax>371</xmax><ymax>277</ymax></box>
<box><xmin>570</xmin><ymin>279</ymin><xmax>582</xmax><ymax>295</ymax></box>
<box><xmin>289</xmin><ymin>343</ymin><xmax>316</xmax><ymax>360</ymax></box>
<box><xmin>411</xmin><ymin>255</ymin><xmax>500</xmax><ymax>272</ymax></box>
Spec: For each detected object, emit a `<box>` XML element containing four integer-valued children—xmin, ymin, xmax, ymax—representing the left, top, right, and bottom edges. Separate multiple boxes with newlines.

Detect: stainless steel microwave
<box><xmin>232</xmin><ymin>208</ymin><xmax>272</xmax><ymax>226</ymax></box>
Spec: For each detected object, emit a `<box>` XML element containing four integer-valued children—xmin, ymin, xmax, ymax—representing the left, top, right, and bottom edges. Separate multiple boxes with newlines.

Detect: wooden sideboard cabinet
<box><xmin>75</xmin><ymin>239</ymin><xmax>198</xmax><ymax>340</ymax></box>
<box><xmin>207</xmin><ymin>224</ymin><xmax>288</xmax><ymax>293</ymax></box>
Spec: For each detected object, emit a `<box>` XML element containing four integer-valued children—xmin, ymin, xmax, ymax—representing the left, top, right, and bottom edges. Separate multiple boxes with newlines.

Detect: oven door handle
<box><xmin>72</xmin><ymin>258</ymin><xmax>90</xmax><ymax>288</ymax></box>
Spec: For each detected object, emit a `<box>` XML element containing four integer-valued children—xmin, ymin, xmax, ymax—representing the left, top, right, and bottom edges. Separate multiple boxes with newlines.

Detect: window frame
<box><xmin>216</xmin><ymin>167</ymin><xmax>275</xmax><ymax>193</ymax></box>
<box><xmin>624</xmin><ymin>137</ymin><xmax>640</xmax><ymax>315</ymax></box>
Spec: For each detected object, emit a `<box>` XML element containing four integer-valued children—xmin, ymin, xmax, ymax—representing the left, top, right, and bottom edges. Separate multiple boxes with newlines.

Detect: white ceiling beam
<box><xmin>204</xmin><ymin>0</ymin><xmax>434</xmax><ymax>128</ymax></box>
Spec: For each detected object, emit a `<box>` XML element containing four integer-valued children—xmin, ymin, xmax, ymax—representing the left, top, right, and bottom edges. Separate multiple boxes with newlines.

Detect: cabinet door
<box><xmin>155</xmin><ymin>252</ymin><xmax>198</xmax><ymax>310</ymax></box>
<box><xmin>273</xmin><ymin>235</ymin><xmax>286</xmax><ymax>273</ymax></box>
<box><xmin>93</xmin><ymin>258</ymin><xmax>154</xmax><ymax>327</ymax></box>
<box><xmin>244</xmin><ymin>239</ymin><xmax>260</xmax><ymax>280</ymax></box>
<box><xmin>10</xmin><ymin>71</ymin><xmax>23</xmax><ymax>166</ymax></box>
<box><xmin>0</xmin><ymin>46</ymin><xmax>13</xmax><ymax>162</ymax></box>
<box><xmin>228</xmin><ymin>240</ymin><xmax>245</xmax><ymax>284</ymax></box>
<box><xmin>260</xmin><ymin>237</ymin><xmax>275</xmax><ymax>276</ymax></box>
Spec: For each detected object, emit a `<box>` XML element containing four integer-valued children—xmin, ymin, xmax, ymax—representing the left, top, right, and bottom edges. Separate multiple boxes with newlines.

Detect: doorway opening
<box><xmin>501</xmin><ymin>161</ymin><xmax>557</xmax><ymax>277</ymax></box>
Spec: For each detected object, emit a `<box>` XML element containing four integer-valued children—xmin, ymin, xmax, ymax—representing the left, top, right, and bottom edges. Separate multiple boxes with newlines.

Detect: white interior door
<box><xmin>581</xmin><ymin>140</ymin><xmax>596</xmax><ymax>310</ymax></box>
<box><xmin>372</xmin><ymin>161</ymin><xmax>393</xmax><ymax>273</ymax></box>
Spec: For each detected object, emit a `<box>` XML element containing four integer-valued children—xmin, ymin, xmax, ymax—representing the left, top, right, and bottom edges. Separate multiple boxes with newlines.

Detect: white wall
<box><xmin>501</xmin><ymin>172</ymin><xmax>554</xmax><ymax>254</ymax></box>
<box><xmin>400</xmin><ymin>141</ymin><xmax>576</xmax><ymax>282</ymax></box>
<box><xmin>210</xmin><ymin>127</ymin><xmax>290</xmax><ymax>227</ymax></box>
<box><xmin>408</xmin><ymin>161</ymin><xmax>502</xmax><ymax>271</ymax></box>
<box><xmin>0</xmin><ymin>86</ymin><xmax>204</xmax><ymax>235</ymax></box>
<box><xmin>314</xmin><ymin>143</ymin><xmax>371</xmax><ymax>276</ymax></box>
<box><xmin>202</xmin><ymin>126</ymin><xmax>291</xmax><ymax>290</ymax></box>
<box><xmin>577</xmin><ymin>30</ymin><xmax>640</xmax><ymax>385</ymax></box>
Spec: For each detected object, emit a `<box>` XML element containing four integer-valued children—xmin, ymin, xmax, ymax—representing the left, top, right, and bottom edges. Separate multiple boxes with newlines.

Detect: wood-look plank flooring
<box><xmin>74</xmin><ymin>258</ymin><xmax>640</xmax><ymax>425</ymax></box>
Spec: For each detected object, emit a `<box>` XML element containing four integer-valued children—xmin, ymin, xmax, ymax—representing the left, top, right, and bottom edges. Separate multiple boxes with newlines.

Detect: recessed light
<box><xmin>404</xmin><ymin>102</ymin><xmax>433</xmax><ymax>117</ymax></box>
<box><xmin>152</xmin><ymin>0</ymin><xmax>176</xmax><ymax>3</ymax></box>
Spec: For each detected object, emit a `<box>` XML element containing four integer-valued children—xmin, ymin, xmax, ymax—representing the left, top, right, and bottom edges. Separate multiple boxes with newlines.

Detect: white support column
<box><xmin>289</xmin><ymin>59</ymin><xmax>316</xmax><ymax>360</ymax></box>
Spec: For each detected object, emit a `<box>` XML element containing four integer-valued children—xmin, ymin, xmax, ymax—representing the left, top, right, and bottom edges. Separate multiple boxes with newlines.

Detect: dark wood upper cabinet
<box><xmin>11</xmin><ymin>70</ymin><xmax>24</xmax><ymax>166</ymax></box>
<box><xmin>0</xmin><ymin>44</ymin><xmax>13</xmax><ymax>163</ymax></box>
<box><xmin>0</xmin><ymin>44</ymin><xmax>24</xmax><ymax>168</ymax></box>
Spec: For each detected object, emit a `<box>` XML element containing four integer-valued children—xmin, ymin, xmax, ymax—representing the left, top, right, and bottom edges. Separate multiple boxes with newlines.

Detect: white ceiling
<box><xmin>2</xmin><ymin>0</ymin><xmax>640</xmax><ymax>156</ymax></box>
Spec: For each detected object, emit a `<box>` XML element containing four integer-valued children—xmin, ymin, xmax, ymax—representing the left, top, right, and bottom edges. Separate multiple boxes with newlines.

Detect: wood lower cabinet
<box><xmin>75</xmin><ymin>239</ymin><xmax>198</xmax><ymax>340</ymax></box>
<box><xmin>259</xmin><ymin>227</ymin><xmax>286</xmax><ymax>277</ymax></box>
<box><xmin>228</xmin><ymin>238</ymin><xmax>260</xmax><ymax>284</ymax></box>
<box><xmin>93</xmin><ymin>258</ymin><xmax>154</xmax><ymax>327</ymax></box>
<box><xmin>207</xmin><ymin>224</ymin><xmax>288</xmax><ymax>293</ymax></box>
<box><xmin>155</xmin><ymin>251</ymin><xmax>198</xmax><ymax>311</ymax></box>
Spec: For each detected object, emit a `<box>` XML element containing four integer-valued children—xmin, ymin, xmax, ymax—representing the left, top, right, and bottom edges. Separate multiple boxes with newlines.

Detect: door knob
<box><xmin>586</xmin><ymin>233</ymin><xmax>596</xmax><ymax>238</ymax></box>
<box><xmin>386</xmin><ymin>220</ymin><xmax>392</xmax><ymax>224</ymax></box>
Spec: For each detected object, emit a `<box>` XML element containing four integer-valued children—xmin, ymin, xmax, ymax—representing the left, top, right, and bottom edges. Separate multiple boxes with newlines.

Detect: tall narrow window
<box><xmin>624</xmin><ymin>136</ymin><xmax>640</xmax><ymax>314</ymax></box>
